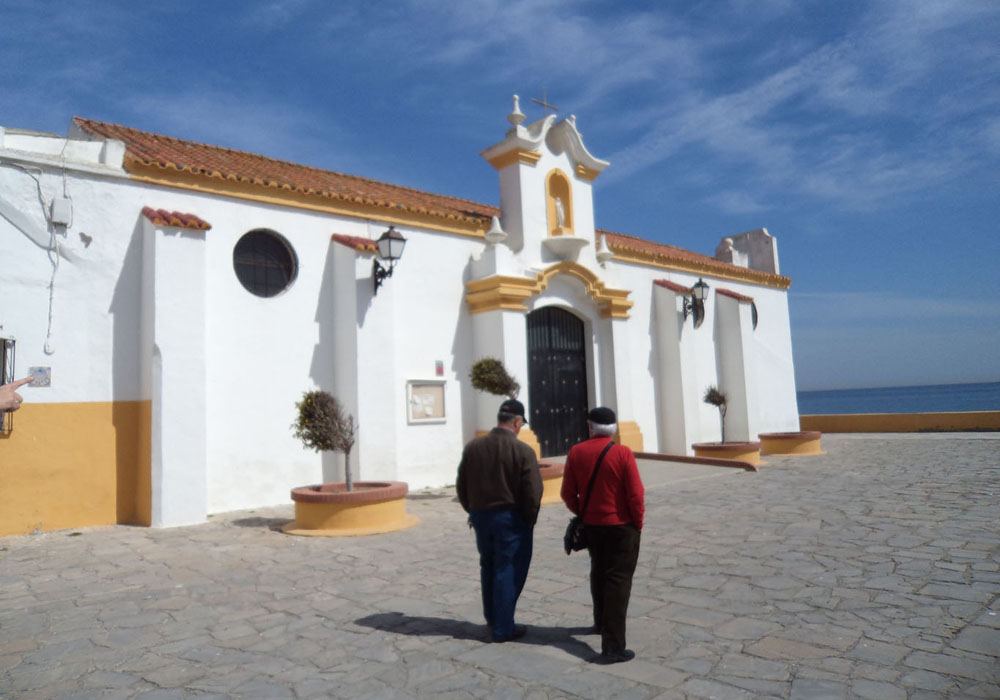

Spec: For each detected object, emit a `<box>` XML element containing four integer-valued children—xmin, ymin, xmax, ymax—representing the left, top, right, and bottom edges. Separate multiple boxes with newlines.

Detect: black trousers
<box><xmin>585</xmin><ymin>523</ymin><xmax>641</xmax><ymax>653</ymax></box>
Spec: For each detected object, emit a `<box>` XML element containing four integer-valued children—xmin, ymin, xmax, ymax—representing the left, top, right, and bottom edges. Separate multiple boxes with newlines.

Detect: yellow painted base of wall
<box><xmin>518</xmin><ymin>428</ymin><xmax>542</xmax><ymax>458</ymax></box>
<box><xmin>616</xmin><ymin>421</ymin><xmax>644</xmax><ymax>452</ymax></box>
<box><xmin>283</xmin><ymin>498</ymin><xmax>419</xmax><ymax>537</ymax></box>
<box><xmin>801</xmin><ymin>411</ymin><xmax>1000</xmax><ymax>433</ymax></box>
<box><xmin>0</xmin><ymin>401</ymin><xmax>150</xmax><ymax>537</ymax></box>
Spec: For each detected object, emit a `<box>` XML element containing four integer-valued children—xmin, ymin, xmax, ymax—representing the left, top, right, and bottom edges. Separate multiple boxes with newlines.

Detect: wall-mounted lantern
<box><xmin>683</xmin><ymin>278</ymin><xmax>709</xmax><ymax>328</ymax></box>
<box><xmin>372</xmin><ymin>226</ymin><xmax>407</xmax><ymax>295</ymax></box>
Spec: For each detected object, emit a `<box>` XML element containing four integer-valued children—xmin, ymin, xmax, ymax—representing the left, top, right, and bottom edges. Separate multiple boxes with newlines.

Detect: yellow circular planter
<box><xmin>282</xmin><ymin>481</ymin><xmax>419</xmax><ymax>537</ymax></box>
<box><xmin>539</xmin><ymin>462</ymin><xmax>564</xmax><ymax>505</ymax></box>
<box><xmin>759</xmin><ymin>431</ymin><xmax>824</xmax><ymax>455</ymax></box>
<box><xmin>692</xmin><ymin>441</ymin><xmax>761</xmax><ymax>466</ymax></box>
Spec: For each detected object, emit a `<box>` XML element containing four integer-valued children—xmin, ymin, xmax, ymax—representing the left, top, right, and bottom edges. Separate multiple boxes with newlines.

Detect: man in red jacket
<box><xmin>561</xmin><ymin>407</ymin><xmax>645</xmax><ymax>664</ymax></box>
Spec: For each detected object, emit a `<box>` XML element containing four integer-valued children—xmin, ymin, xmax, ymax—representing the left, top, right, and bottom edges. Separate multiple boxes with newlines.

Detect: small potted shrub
<box><xmin>469</xmin><ymin>358</ymin><xmax>558</xmax><ymax>499</ymax></box>
<box><xmin>283</xmin><ymin>390</ymin><xmax>418</xmax><ymax>536</ymax></box>
<box><xmin>469</xmin><ymin>357</ymin><xmax>520</xmax><ymax>399</ymax></box>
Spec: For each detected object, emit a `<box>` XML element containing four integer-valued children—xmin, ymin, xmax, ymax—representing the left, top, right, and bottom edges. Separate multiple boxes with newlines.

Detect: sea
<box><xmin>796</xmin><ymin>381</ymin><xmax>1000</xmax><ymax>416</ymax></box>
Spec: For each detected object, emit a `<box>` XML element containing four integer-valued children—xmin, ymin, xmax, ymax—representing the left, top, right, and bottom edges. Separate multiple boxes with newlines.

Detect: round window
<box><xmin>232</xmin><ymin>229</ymin><xmax>297</xmax><ymax>297</ymax></box>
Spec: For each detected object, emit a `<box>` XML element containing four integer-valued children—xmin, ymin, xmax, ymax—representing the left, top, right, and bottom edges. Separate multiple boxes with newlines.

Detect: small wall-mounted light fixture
<box><xmin>372</xmin><ymin>226</ymin><xmax>407</xmax><ymax>295</ymax></box>
<box><xmin>683</xmin><ymin>278</ymin><xmax>710</xmax><ymax>328</ymax></box>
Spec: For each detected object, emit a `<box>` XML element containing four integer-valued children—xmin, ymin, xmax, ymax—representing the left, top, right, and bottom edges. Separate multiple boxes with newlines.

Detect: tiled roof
<box><xmin>75</xmin><ymin>117</ymin><xmax>496</xmax><ymax>226</ymax></box>
<box><xmin>603</xmin><ymin>230</ymin><xmax>788</xmax><ymax>287</ymax></box>
<box><xmin>717</xmin><ymin>288</ymin><xmax>754</xmax><ymax>302</ymax></box>
<box><xmin>331</xmin><ymin>233</ymin><xmax>377</xmax><ymax>253</ymax></box>
<box><xmin>140</xmin><ymin>206</ymin><xmax>211</xmax><ymax>230</ymax></box>
<box><xmin>654</xmin><ymin>279</ymin><xmax>693</xmax><ymax>294</ymax></box>
<box><xmin>76</xmin><ymin>117</ymin><xmax>790</xmax><ymax>288</ymax></box>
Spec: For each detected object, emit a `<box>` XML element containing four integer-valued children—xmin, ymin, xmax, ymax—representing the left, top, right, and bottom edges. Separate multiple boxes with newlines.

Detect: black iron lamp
<box><xmin>372</xmin><ymin>226</ymin><xmax>407</xmax><ymax>294</ymax></box>
<box><xmin>683</xmin><ymin>277</ymin><xmax>709</xmax><ymax>328</ymax></box>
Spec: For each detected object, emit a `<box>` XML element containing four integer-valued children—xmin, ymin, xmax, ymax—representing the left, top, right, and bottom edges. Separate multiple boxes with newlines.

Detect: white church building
<box><xmin>0</xmin><ymin>97</ymin><xmax>800</xmax><ymax>535</ymax></box>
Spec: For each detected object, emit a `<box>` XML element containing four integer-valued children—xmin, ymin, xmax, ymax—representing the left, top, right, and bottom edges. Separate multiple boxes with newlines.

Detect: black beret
<box><xmin>587</xmin><ymin>407</ymin><xmax>616</xmax><ymax>425</ymax></box>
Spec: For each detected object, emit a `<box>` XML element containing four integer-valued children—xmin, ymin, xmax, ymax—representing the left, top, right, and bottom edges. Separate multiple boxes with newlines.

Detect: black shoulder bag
<box><xmin>563</xmin><ymin>441</ymin><xmax>615</xmax><ymax>555</ymax></box>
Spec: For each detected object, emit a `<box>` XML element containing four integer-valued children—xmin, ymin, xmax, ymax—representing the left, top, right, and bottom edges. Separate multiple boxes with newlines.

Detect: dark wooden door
<box><xmin>527</xmin><ymin>307</ymin><xmax>589</xmax><ymax>457</ymax></box>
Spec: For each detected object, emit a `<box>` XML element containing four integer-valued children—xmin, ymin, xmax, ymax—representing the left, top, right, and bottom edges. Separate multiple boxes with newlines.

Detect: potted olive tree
<box><xmin>283</xmin><ymin>390</ymin><xmax>418</xmax><ymax>536</ymax></box>
<box><xmin>293</xmin><ymin>390</ymin><xmax>357</xmax><ymax>490</ymax></box>
<box><xmin>692</xmin><ymin>385</ymin><xmax>762</xmax><ymax>466</ymax></box>
<box><xmin>703</xmin><ymin>386</ymin><xmax>728</xmax><ymax>444</ymax></box>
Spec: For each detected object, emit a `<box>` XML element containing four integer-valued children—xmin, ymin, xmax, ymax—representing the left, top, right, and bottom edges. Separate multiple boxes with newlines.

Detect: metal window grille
<box><xmin>233</xmin><ymin>230</ymin><xmax>297</xmax><ymax>298</ymax></box>
<box><xmin>1</xmin><ymin>337</ymin><xmax>15</xmax><ymax>434</ymax></box>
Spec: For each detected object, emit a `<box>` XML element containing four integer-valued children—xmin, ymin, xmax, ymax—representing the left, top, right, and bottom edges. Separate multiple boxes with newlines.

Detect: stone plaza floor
<box><xmin>1</xmin><ymin>433</ymin><xmax>998</xmax><ymax>699</ymax></box>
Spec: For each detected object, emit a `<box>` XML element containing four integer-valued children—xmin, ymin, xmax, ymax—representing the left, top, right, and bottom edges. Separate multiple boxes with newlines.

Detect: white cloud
<box><xmin>705</xmin><ymin>190</ymin><xmax>767</xmax><ymax>214</ymax></box>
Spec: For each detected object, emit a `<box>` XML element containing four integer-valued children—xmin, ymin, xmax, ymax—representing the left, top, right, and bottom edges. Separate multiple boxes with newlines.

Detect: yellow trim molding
<box><xmin>465</xmin><ymin>261</ymin><xmax>633</xmax><ymax>318</ymax></box>
<box><xmin>466</xmin><ymin>275</ymin><xmax>540</xmax><ymax>313</ymax></box>
<box><xmin>485</xmin><ymin>148</ymin><xmax>542</xmax><ymax>171</ymax></box>
<box><xmin>575</xmin><ymin>164</ymin><xmax>601</xmax><ymax>181</ymax></box>
<box><xmin>126</xmin><ymin>158</ymin><xmax>491</xmax><ymax>240</ymax></box>
<box><xmin>608</xmin><ymin>241</ymin><xmax>792</xmax><ymax>291</ymax></box>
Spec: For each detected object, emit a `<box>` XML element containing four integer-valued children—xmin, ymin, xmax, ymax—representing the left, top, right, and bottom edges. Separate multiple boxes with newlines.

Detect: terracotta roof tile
<box><xmin>77</xmin><ymin>117</ymin><xmax>789</xmax><ymax>288</ymax></box>
<box><xmin>330</xmin><ymin>233</ymin><xmax>377</xmax><ymax>253</ymax></box>
<box><xmin>717</xmin><ymin>288</ymin><xmax>754</xmax><ymax>302</ymax></box>
<box><xmin>140</xmin><ymin>206</ymin><xmax>211</xmax><ymax>230</ymax></box>
<box><xmin>654</xmin><ymin>279</ymin><xmax>693</xmax><ymax>294</ymax></box>
<box><xmin>76</xmin><ymin>117</ymin><xmax>495</xmax><ymax>226</ymax></box>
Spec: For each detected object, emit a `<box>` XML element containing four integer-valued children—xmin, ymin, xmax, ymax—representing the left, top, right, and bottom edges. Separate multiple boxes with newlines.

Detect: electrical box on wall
<box><xmin>50</xmin><ymin>197</ymin><xmax>72</xmax><ymax>226</ymax></box>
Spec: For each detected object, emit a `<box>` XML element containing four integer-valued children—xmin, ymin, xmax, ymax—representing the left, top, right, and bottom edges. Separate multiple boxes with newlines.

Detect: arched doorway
<box><xmin>527</xmin><ymin>307</ymin><xmax>589</xmax><ymax>457</ymax></box>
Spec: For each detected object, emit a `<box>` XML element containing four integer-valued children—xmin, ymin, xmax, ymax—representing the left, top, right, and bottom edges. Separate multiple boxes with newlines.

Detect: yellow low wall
<box><xmin>0</xmin><ymin>401</ymin><xmax>150</xmax><ymax>537</ymax></box>
<box><xmin>801</xmin><ymin>411</ymin><xmax>1000</xmax><ymax>433</ymax></box>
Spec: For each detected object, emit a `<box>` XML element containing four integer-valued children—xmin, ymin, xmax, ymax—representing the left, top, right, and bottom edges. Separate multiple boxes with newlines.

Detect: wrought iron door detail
<box><xmin>527</xmin><ymin>307</ymin><xmax>589</xmax><ymax>457</ymax></box>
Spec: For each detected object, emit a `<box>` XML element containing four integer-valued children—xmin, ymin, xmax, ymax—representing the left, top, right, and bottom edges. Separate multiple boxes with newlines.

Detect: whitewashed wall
<box><xmin>3</xmin><ymin>124</ymin><xmax>802</xmax><ymax>526</ymax></box>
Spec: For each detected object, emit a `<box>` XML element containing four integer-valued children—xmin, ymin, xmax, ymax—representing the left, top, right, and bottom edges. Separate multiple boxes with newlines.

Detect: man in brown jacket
<box><xmin>457</xmin><ymin>399</ymin><xmax>542</xmax><ymax>642</ymax></box>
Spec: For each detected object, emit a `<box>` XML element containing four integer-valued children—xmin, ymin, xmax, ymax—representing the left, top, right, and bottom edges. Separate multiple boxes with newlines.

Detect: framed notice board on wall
<box><xmin>407</xmin><ymin>380</ymin><xmax>446</xmax><ymax>424</ymax></box>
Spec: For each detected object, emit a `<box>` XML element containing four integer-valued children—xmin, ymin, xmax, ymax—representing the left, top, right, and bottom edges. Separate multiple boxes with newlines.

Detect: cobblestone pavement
<box><xmin>2</xmin><ymin>433</ymin><xmax>998</xmax><ymax>699</ymax></box>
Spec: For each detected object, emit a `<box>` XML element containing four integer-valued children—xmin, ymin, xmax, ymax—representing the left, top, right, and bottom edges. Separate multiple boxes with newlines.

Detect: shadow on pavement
<box><xmin>230</xmin><ymin>516</ymin><xmax>293</xmax><ymax>531</ymax></box>
<box><xmin>354</xmin><ymin>612</ymin><xmax>599</xmax><ymax>661</ymax></box>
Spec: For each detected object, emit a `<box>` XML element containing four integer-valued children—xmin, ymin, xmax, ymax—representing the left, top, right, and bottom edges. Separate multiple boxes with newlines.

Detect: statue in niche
<box><xmin>554</xmin><ymin>196</ymin><xmax>566</xmax><ymax>228</ymax></box>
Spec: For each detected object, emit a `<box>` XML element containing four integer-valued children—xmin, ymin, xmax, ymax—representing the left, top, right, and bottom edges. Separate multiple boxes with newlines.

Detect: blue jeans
<box><xmin>469</xmin><ymin>509</ymin><xmax>533</xmax><ymax>640</ymax></box>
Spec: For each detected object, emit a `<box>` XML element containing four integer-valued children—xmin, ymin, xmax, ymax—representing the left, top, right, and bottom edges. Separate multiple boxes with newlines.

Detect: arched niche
<box><xmin>546</xmin><ymin>169</ymin><xmax>574</xmax><ymax>237</ymax></box>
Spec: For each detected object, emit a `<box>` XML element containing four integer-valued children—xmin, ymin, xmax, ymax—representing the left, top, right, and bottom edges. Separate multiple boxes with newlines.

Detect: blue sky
<box><xmin>3</xmin><ymin>0</ymin><xmax>998</xmax><ymax>391</ymax></box>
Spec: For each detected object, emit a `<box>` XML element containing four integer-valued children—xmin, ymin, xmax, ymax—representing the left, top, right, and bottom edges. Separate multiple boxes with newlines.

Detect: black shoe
<box><xmin>492</xmin><ymin>624</ymin><xmax>527</xmax><ymax>643</ymax></box>
<box><xmin>595</xmin><ymin>649</ymin><xmax>635</xmax><ymax>664</ymax></box>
